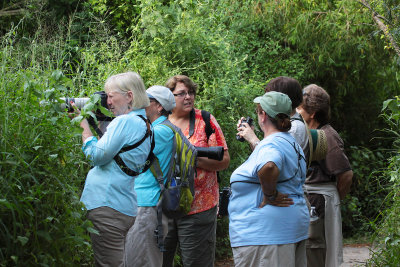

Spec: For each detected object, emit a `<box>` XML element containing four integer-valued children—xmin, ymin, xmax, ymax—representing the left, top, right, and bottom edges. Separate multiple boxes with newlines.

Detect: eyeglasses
<box><xmin>173</xmin><ymin>91</ymin><xmax>195</xmax><ymax>98</ymax></box>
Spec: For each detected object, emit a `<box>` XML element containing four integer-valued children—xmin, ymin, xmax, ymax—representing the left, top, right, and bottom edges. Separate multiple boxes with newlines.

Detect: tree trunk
<box><xmin>359</xmin><ymin>0</ymin><xmax>400</xmax><ymax>57</ymax></box>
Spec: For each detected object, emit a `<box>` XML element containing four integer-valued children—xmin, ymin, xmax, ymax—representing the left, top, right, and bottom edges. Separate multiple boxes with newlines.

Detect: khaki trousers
<box><xmin>124</xmin><ymin>207</ymin><xmax>168</xmax><ymax>267</ymax></box>
<box><xmin>87</xmin><ymin>206</ymin><xmax>135</xmax><ymax>267</ymax></box>
<box><xmin>232</xmin><ymin>240</ymin><xmax>307</xmax><ymax>267</ymax></box>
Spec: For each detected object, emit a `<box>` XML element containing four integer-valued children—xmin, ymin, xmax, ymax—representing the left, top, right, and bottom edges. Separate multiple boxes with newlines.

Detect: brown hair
<box><xmin>256</xmin><ymin>104</ymin><xmax>291</xmax><ymax>132</ymax></box>
<box><xmin>165</xmin><ymin>75</ymin><xmax>198</xmax><ymax>95</ymax></box>
<box><xmin>265</xmin><ymin>76</ymin><xmax>303</xmax><ymax>109</ymax></box>
<box><xmin>302</xmin><ymin>84</ymin><xmax>330</xmax><ymax>125</ymax></box>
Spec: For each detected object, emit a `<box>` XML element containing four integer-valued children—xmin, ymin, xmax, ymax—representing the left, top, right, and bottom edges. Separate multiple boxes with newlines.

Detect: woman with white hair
<box><xmin>75</xmin><ymin>71</ymin><xmax>151</xmax><ymax>266</ymax></box>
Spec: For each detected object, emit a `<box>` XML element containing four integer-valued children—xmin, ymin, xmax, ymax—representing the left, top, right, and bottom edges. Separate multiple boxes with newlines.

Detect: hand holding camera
<box><xmin>236</xmin><ymin>116</ymin><xmax>262</xmax><ymax>149</ymax></box>
<box><xmin>61</xmin><ymin>91</ymin><xmax>114</xmax><ymax>138</ymax></box>
<box><xmin>236</xmin><ymin>116</ymin><xmax>254</xmax><ymax>140</ymax></box>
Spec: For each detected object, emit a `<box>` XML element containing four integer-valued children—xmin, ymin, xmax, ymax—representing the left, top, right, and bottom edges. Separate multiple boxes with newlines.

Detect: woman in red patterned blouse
<box><xmin>162</xmin><ymin>75</ymin><xmax>230</xmax><ymax>267</ymax></box>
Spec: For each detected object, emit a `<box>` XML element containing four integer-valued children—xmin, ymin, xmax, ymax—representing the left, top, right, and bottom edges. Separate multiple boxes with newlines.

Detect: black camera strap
<box><xmin>87</xmin><ymin>116</ymin><xmax>104</xmax><ymax>137</ymax></box>
<box><xmin>113</xmin><ymin>115</ymin><xmax>156</xmax><ymax>176</ymax></box>
<box><xmin>189</xmin><ymin>109</ymin><xmax>222</xmax><ymax>183</ymax></box>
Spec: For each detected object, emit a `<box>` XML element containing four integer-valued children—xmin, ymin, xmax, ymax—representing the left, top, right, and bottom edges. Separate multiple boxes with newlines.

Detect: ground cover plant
<box><xmin>1</xmin><ymin>0</ymin><xmax>400</xmax><ymax>265</ymax></box>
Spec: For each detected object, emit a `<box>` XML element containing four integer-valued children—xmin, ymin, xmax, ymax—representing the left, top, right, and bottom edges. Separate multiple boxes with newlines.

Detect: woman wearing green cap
<box><xmin>229</xmin><ymin>91</ymin><xmax>310</xmax><ymax>267</ymax></box>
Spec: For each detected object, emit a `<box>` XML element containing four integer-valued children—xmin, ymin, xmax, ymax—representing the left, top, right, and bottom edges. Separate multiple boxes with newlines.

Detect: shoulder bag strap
<box><xmin>113</xmin><ymin>115</ymin><xmax>155</xmax><ymax>176</ymax></box>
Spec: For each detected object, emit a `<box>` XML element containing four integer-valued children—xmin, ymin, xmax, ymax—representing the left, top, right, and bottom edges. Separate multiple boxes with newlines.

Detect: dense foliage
<box><xmin>1</xmin><ymin>0</ymin><xmax>400</xmax><ymax>265</ymax></box>
<box><xmin>367</xmin><ymin>97</ymin><xmax>400</xmax><ymax>266</ymax></box>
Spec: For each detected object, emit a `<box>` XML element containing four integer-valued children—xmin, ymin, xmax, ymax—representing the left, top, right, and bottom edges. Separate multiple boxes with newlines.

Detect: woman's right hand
<box><xmin>237</xmin><ymin>117</ymin><xmax>260</xmax><ymax>148</ymax></box>
<box><xmin>259</xmin><ymin>191</ymin><xmax>294</xmax><ymax>208</ymax></box>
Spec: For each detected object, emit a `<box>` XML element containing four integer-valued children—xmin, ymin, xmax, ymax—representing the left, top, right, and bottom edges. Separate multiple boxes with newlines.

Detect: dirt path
<box><xmin>341</xmin><ymin>244</ymin><xmax>371</xmax><ymax>267</ymax></box>
<box><xmin>214</xmin><ymin>244</ymin><xmax>372</xmax><ymax>267</ymax></box>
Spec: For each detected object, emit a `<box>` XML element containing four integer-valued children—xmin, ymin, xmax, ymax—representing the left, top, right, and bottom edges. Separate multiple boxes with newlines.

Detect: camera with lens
<box><xmin>62</xmin><ymin>91</ymin><xmax>112</xmax><ymax>122</ymax></box>
<box><xmin>236</xmin><ymin>116</ymin><xmax>254</xmax><ymax>142</ymax></box>
<box><xmin>195</xmin><ymin>146</ymin><xmax>224</xmax><ymax>161</ymax></box>
<box><xmin>218</xmin><ymin>186</ymin><xmax>231</xmax><ymax>216</ymax></box>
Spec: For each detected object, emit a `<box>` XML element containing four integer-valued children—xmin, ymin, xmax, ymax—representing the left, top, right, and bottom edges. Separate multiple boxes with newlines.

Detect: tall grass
<box><xmin>0</xmin><ymin>22</ymin><xmax>97</xmax><ymax>267</ymax></box>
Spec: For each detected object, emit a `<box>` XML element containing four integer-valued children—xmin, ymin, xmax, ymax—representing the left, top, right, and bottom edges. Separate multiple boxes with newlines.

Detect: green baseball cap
<box><xmin>253</xmin><ymin>91</ymin><xmax>292</xmax><ymax>118</ymax></box>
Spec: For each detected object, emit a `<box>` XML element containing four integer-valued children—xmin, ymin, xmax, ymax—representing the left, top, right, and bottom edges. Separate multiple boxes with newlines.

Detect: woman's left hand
<box><xmin>259</xmin><ymin>191</ymin><xmax>294</xmax><ymax>208</ymax></box>
<box><xmin>69</xmin><ymin>102</ymin><xmax>93</xmax><ymax>142</ymax></box>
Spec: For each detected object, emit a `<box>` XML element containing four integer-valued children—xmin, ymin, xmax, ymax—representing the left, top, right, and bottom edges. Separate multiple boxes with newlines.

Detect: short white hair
<box><xmin>104</xmin><ymin>71</ymin><xmax>150</xmax><ymax>110</ymax></box>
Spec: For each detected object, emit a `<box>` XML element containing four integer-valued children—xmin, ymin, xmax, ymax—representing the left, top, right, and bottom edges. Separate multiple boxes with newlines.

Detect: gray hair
<box><xmin>104</xmin><ymin>71</ymin><xmax>150</xmax><ymax>110</ymax></box>
<box><xmin>302</xmin><ymin>84</ymin><xmax>330</xmax><ymax>125</ymax></box>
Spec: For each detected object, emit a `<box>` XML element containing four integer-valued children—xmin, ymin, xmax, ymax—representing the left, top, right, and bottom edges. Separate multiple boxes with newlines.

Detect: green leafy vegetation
<box><xmin>367</xmin><ymin>97</ymin><xmax>400</xmax><ymax>266</ymax></box>
<box><xmin>1</xmin><ymin>0</ymin><xmax>400</xmax><ymax>265</ymax></box>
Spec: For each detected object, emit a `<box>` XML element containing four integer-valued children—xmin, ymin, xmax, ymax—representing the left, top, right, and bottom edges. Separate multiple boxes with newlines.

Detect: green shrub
<box><xmin>0</xmin><ymin>68</ymin><xmax>94</xmax><ymax>265</ymax></box>
<box><xmin>367</xmin><ymin>97</ymin><xmax>400</xmax><ymax>266</ymax></box>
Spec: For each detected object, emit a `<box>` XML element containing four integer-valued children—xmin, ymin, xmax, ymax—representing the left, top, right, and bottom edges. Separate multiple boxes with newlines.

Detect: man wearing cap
<box><xmin>124</xmin><ymin>85</ymin><xmax>176</xmax><ymax>267</ymax></box>
<box><xmin>229</xmin><ymin>91</ymin><xmax>309</xmax><ymax>267</ymax></box>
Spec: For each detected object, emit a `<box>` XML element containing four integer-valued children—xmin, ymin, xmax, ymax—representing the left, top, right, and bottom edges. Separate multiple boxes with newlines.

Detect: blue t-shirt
<box><xmin>229</xmin><ymin>132</ymin><xmax>309</xmax><ymax>247</ymax></box>
<box><xmin>80</xmin><ymin>109</ymin><xmax>151</xmax><ymax>217</ymax></box>
<box><xmin>135</xmin><ymin>116</ymin><xmax>175</xmax><ymax>206</ymax></box>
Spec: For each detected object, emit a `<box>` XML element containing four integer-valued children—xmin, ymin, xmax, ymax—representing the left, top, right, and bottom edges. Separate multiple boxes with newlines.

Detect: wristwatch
<box><xmin>264</xmin><ymin>190</ymin><xmax>278</xmax><ymax>201</ymax></box>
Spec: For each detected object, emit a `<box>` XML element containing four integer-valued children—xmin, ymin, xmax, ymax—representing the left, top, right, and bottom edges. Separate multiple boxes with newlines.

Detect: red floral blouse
<box><xmin>182</xmin><ymin>109</ymin><xmax>228</xmax><ymax>215</ymax></box>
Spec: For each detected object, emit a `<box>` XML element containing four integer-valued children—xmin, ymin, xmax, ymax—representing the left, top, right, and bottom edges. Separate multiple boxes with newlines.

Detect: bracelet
<box><xmin>264</xmin><ymin>190</ymin><xmax>278</xmax><ymax>201</ymax></box>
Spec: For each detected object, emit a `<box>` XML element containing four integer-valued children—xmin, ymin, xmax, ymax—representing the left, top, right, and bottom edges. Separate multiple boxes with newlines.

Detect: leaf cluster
<box><xmin>0</xmin><ymin>67</ymin><xmax>93</xmax><ymax>265</ymax></box>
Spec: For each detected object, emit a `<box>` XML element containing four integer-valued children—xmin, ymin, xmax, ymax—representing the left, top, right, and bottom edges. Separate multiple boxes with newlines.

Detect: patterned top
<box><xmin>182</xmin><ymin>109</ymin><xmax>228</xmax><ymax>215</ymax></box>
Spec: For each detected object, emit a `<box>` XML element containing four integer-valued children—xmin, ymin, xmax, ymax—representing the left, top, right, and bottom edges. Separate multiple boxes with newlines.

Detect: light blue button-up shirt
<box><xmin>135</xmin><ymin>116</ymin><xmax>175</xmax><ymax>206</ymax></box>
<box><xmin>80</xmin><ymin>109</ymin><xmax>151</xmax><ymax>216</ymax></box>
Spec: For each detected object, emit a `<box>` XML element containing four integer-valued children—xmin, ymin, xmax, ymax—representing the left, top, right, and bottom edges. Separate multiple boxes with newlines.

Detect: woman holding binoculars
<box><xmin>162</xmin><ymin>75</ymin><xmax>230</xmax><ymax>267</ymax></box>
<box><xmin>72</xmin><ymin>71</ymin><xmax>151</xmax><ymax>266</ymax></box>
<box><xmin>229</xmin><ymin>91</ymin><xmax>309</xmax><ymax>267</ymax></box>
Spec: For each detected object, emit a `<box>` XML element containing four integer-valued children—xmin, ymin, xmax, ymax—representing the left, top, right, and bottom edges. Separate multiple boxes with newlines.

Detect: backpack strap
<box><xmin>150</xmin><ymin>157</ymin><xmax>167</xmax><ymax>252</ymax></box>
<box><xmin>188</xmin><ymin>109</ymin><xmax>196</xmax><ymax>139</ymax></box>
<box><xmin>201</xmin><ymin>110</ymin><xmax>215</xmax><ymax>141</ymax></box>
<box><xmin>162</xmin><ymin>119</ymin><xmax>197</xmax><ymax>195</ymax></box>
<box><xmin>113</xmin><ymin>115</ymin><xmax>155</xmax><ymax>176</ymax></box>
<box><xmin>290</xmin><ymin>116</ymin><xmax>304</xmax><ymax>123</ymax></box>
<box><xmin>192</xmin><ymin>109</ymin><xmax>221</xmax><ymax>182</ymax></box>
<box><xmin>274</xmin><ymin>136</ymin><xmax>306</xmax><ymax>184</ymax></box>
<box><xmin>188</xmin><ymin>109</ymin><xmax>215</xmax><ymax>141</ymax></box>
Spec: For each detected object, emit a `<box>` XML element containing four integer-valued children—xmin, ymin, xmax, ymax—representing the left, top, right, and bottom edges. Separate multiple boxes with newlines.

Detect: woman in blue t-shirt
<box><xmin>230</xmin><ymin>91</ymin><xmax>309</xmax><ymax>267</ymax></box>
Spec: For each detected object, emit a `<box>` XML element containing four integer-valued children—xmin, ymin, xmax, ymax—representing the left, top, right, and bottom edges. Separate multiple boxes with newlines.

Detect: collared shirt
<box><xmin>80</xmin><ymin>109</ymin><xmax>151</xmax><ymax>217</ymax></box>
<box><xmin>135</xmin><ymin>116</ymin><xmax>175</xmax><ymax>206</ymax></box>
<box><xmin>306</xmin><ymin>124</ymin><xmax>351</xmax><ymax>184</ymax></box>
<box><xmin>182</xmin><ymin>109</ymin><xmax>228</xmax><ymax>215</ymax></box>
<box><xmin>229</xmin><ymin>132</ymin><xmax>309</xmax><ymax>247</ymax></box>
